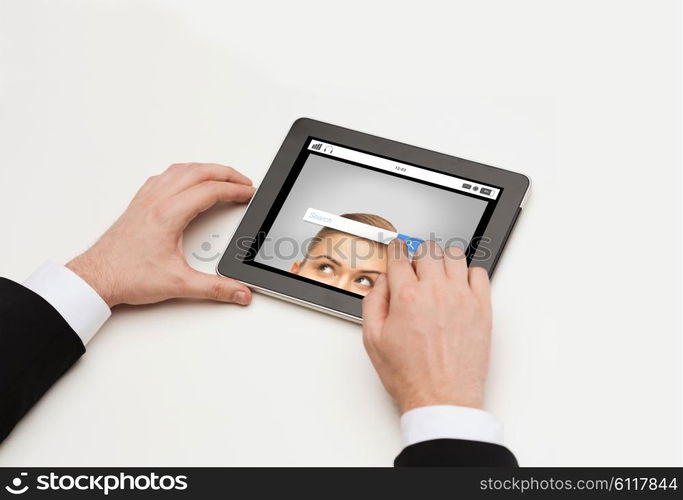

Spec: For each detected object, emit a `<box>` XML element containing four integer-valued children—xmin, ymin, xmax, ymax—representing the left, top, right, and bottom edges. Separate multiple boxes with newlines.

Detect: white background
<box><xmin>0</xmin><ymin>0</ymin><xmax>680</xmax><ymax>466</ymax></box>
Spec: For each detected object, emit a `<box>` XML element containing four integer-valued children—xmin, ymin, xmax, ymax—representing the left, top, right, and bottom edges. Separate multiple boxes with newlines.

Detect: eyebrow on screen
<box><xmin>311</xmin><ymin>255</ymin><xmax>383</xmax><ymax>274</ymax></box>
<box><xmin>313</xmin><ymin>254</ymin><xmax>342</xmax><ymax>266</ymax></box>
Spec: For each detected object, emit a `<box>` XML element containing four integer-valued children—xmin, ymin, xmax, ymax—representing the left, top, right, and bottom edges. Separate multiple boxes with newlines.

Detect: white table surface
<box><xmin>0</xmin><ymin>0</ymin><xmax>680</xmax><ymax>466</ymax></box>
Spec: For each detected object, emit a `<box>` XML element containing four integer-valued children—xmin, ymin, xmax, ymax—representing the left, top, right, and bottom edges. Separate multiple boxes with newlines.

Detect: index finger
<box><xmin>386</xmin><ymin>239</ymin><xmax>417</xmax><ymax>293</ymax></box>
<box><xmin>413</xmin><ymin>240</ymin><xmax>446</xmax><ymax>281</ymax></box>
<box><xmin>167</xmin><ymin>180</ymin><xmax>255</xmax><ymax>228</ymax></box>
<box><xmin>362</xmin><ymin>273</ymin><xmax>389</xmax><ymax>329</ymax></box>
<box><xmin>162</xmin><ymin>163</ymin><xmax>253</xmax><ymax>196</ymax></box>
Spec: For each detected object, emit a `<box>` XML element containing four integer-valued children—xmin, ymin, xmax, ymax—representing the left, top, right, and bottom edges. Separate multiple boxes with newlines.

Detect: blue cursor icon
<box><xmin>397</xmin><ymin>234</ymin><xmax>424</xmax><ymax>254</ymax></box>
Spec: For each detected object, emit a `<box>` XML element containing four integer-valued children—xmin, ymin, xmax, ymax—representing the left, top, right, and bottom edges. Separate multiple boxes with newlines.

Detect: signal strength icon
<box><xmin>311</xmin><ymin>142</ymin><xmax>323</xmax><ymax>151</ymax></box>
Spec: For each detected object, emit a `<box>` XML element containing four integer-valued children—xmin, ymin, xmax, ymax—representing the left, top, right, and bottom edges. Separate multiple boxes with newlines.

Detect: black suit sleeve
<box><xmin>0</xmin><ymin>277</ymin><xmax>85</xmax><ymax>443</ymax></box>
<box><xmin>394</xmin><ymin>438</ymin><xmax>518</xmax><ymax>467</ymax></box>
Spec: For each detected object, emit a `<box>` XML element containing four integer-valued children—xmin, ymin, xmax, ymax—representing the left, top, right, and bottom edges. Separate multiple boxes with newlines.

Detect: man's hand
<box><xmin>362</xmin><ymin>240</ymin><xmax>492</xmax><ymax>413</ymax></box>
<box><xmin>66</xmin><ymin>163</ymin><xmax>255</xmax><ymax>308</ymax></box>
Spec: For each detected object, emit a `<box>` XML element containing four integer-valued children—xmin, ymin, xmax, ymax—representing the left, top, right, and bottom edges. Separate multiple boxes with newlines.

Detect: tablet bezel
<box><xmin>217</xmin><ymin>118</ymin><xmax>530</xmax><ymax>321</ymax></box>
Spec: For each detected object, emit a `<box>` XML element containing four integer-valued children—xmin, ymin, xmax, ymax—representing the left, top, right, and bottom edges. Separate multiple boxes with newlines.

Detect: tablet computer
<box><xmin>217</xmin><ymin>118</ymin><xmax>530</xmax><ymax>322</ymax></box>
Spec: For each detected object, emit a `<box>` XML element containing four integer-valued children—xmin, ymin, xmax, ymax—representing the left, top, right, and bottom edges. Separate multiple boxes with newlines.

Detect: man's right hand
<box><xmin>362</xmin><ymin>240</ymin><xmax>493</xmax><ymax>413</ymax></box>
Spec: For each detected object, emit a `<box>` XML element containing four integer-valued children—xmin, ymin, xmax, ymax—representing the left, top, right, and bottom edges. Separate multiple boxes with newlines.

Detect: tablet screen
<box><xmin>243</xmin><ymin>138</ymin><xmax>502</xmax><ymax>298</ymax></box>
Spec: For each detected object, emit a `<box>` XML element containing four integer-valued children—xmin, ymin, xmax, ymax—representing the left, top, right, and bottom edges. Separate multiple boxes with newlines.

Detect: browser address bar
<box><xmin>308</xmin><ymin>140</ymin><xmax>499</xmax><ymax>200</ymax></box>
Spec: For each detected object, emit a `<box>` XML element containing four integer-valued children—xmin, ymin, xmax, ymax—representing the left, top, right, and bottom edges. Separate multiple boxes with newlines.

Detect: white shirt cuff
<box><xmin>400</xmin><ymin>405</ymin><xmax>504</xmax><ymax>448</ymax></box>
<box><xmin>23</xmin><ymin>261</ymin><xmax>111</xmax><ymax>346</ymax></box>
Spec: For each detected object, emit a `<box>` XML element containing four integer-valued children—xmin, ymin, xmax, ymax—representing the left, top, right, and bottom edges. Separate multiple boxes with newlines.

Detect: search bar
<box><xmin>302</xmin><ymin>208</ymin><xmax>424</xmax><ymax>253</ymax></box>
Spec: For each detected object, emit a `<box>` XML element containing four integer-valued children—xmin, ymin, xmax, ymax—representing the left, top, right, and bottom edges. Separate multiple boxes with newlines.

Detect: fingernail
<box><xmin>446</xmin><ymin>245</ymin><xmax>465</xmax><ymax>258</ymax></box>
<box><xmin>432</xmin><ymin>241</ymin><xmax>444</xmax><ymax>258</ymax></box>
<box><xmin>389</xmin><ymin>238</ymin><xmax>407</xmax><ymax>257</ymax></box>
<box><xmin>233</xmin><ymin>290</ymin><xmax>249</xmax><ymax>305</ymax></box>
<box><xmin>376</xmin><ymin>273</ymin><xmax>386</xmax><ymax>284</ymax></box>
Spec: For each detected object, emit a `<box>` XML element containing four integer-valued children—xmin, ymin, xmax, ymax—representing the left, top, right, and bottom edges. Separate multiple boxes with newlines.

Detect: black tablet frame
<box><xmin>217</xmin><ymin>118</ymin><xmax>530</xmax><ymax>321</ymax></box>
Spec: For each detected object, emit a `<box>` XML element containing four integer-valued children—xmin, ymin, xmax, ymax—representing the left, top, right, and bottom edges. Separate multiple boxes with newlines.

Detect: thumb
<box><xmin>362</xmin><ymin>273</ymin><xmax>389</xmax><ymax>330</ymax></box>
<box><xmin>181</xmin><ymin>270</ymin><xmax>252</xmax><ymax>305</ymax></box>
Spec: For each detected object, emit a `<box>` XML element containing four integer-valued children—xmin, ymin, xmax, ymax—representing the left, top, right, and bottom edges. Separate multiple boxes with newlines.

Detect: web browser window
<box><xmin>245</xmin><ymin>138</ymin><xmax>501</xmax><ymax>297</ymax></box>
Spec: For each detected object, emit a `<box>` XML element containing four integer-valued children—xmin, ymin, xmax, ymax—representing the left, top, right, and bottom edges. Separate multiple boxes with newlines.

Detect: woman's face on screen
<box><xmin>290</xmin><ymin>232</ymin><xmax>387</xmax><ymax>296</ymax></box>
